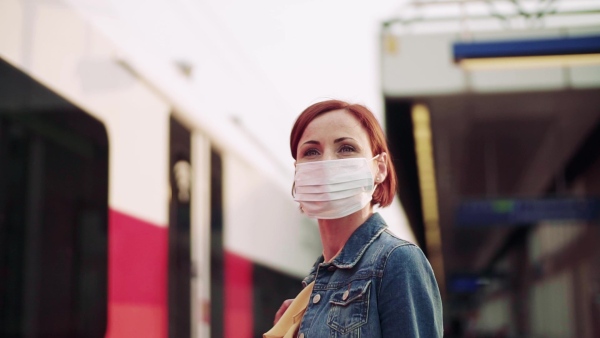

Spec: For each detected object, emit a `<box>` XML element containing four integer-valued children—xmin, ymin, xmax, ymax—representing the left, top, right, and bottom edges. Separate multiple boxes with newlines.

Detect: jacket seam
<box><xmin>376</xmin><ymin>242</ymin><xmax>415</xmax><ymax>298</ymax></box>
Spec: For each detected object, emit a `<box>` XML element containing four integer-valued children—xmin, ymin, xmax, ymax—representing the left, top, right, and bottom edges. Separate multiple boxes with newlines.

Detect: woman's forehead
<box><xmin>301</xmin><ymin>110</ymin><xmax>367</xmax><ymax>140</ymax></box>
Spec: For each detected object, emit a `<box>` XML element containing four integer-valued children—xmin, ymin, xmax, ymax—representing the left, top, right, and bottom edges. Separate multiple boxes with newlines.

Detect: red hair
<box><xmin>290</xmin><ymin>99</ymin><xmax>397</xmax><ymax>207</ymax></box>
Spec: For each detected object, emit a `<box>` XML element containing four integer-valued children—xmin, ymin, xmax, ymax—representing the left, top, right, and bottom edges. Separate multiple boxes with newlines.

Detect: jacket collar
<box><xmin>330</xmin><ymin>212</ymin><xmax>387</xmax><ymax>268</ymax></box>
<box><xmin>303</xmin><ymin>213</ymin><xmax>387</xmax><ymax>286</ymax></box>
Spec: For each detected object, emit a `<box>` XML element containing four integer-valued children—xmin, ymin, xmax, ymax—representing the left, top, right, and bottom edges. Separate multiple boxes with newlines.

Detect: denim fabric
<box><xmin>298</xmin><ymin>213</ymin><xmax>443</xmax><ymax>338</ymax></box>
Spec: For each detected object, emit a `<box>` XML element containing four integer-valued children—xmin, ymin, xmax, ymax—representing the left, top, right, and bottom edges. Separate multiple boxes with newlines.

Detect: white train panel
<box><xmin>105</xmin><ymin>101</ymin><xmax>170</xmax><ymax>227</ymax></box>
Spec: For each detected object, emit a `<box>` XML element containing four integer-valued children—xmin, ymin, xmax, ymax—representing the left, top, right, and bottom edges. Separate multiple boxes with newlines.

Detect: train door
<box><xmin>168</xmin><ymin>117</ymin><xmax>192</xmax><ymax>338</ymax></box>
<box><xmin>0</xmin><ymin>58</ymin><xmax>109</xmax><ymax>337</ymax></box>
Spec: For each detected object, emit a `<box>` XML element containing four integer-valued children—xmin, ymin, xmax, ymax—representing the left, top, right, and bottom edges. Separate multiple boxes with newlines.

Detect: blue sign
<box><xmin>455</xmin><ymin>197</ymin><xmax>600</xmax><ymax>227</ymax></box>
<box><xmin>453</xmin><ymin>34</ymin><xmax>600</xmax><ymax>60</ymax></box>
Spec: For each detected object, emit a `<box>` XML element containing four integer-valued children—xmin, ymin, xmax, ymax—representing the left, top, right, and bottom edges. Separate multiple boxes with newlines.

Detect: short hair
<box><xmin>290</xmin><ymin>99</ymin><xmax>397</xmax><ymax>207</ymax></box>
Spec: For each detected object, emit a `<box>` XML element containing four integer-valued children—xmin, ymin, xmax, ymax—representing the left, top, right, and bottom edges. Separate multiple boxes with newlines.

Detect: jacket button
<box><xmin>312</xmin><ymin>294</ymin><xmax>321</xmax><ymax>304</ymax></box>
<box><xmin>299</xmin><ymin>333</ymin><xmax>305</xmax><ymax>338</ymax></box>
<box><xmin>327</xmin><ymin>266</ymin><xmax>336</xmax><ymax>271</ymax></box>
<box><xmin>342</xmin><ymin>290</ymin><xmax>349</xmax><ymax>301</ymax></box>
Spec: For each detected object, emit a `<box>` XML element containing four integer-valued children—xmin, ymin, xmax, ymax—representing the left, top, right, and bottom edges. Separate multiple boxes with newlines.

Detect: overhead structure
<box><xmin>381</xmin><ymin>1</ymin><xmax>600</xmax><ymax>336</ymax></box>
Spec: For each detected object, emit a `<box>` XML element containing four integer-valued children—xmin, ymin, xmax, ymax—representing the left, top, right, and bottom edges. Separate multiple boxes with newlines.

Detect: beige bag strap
<box><xmin>263</xmin><ymin>281</ymin><xmax>315</xmax><ymax>338</ymax></box>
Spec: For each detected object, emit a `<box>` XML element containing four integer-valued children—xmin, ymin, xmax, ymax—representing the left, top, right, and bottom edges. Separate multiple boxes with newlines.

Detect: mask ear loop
<box><xmin>291</xmin><ymin>160</ymin><xmax>297</xmax><ymax>198</ymax></box>
<box><xmin>370</xmin><ymin>154</ymin><xmax>381</xmax><ymax>198</ymax></box>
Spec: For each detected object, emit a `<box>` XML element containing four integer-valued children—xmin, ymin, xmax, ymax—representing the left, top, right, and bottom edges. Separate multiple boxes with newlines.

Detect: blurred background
<box><xmin>1</xmin><ymin>0</ymin><xmax>599</xmax><ymax>337</ymax></box>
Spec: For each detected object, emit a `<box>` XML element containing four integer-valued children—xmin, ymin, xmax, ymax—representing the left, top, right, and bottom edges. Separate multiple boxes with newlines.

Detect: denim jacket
<box><xmin>297</xmin><ymin>213</ymin><xmax>443</xmax><ymax>338</ymax></box>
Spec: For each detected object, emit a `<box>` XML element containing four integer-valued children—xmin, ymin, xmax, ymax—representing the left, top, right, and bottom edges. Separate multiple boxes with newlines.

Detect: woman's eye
<box><xmin>339</xmin><ymin>145</ymin><xmax>355</xmax><ymax>153</ymax></box>
<box><xmin>303</xmin><ymin>148</ymin><xmax>320</xmax><ymax>157</ymax></box>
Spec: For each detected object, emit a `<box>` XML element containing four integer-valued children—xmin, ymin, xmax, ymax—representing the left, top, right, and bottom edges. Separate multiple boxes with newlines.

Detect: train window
<box><xmin>0</xmin><ymin>58</ymin><xmax>109</xmax><ymax>337</ymax></box>
<box><xmin>168</xmin><ymin>117</ymin><xmax>192</xmax><ymax>338</ymax></box>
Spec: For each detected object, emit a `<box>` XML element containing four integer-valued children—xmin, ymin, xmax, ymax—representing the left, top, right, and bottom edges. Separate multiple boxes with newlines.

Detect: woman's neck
<box><xmin>317</xmin><ymin>205</ymin><xmax>373</xmax><ymax>262</ymax></box>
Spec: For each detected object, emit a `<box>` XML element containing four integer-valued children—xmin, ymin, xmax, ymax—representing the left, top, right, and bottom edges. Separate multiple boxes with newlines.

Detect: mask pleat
<box><xmin>294</xmin><ymin>178</ymin><xmax>373</xmax><ymax>194</ymax></box>
<box><xmin>294</xmin><ymin>186</ymin><xmax>371</xmax><ymax>202</ymax></box>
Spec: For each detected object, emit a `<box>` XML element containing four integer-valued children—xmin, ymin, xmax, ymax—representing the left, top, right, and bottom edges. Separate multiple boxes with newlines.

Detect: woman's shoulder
<box><xmin>375</xmin><ymin>228</ymin><xmax>418</xmax><ymax>251</ymax></box>
<box><xmin>374</xmin><ymin>229</ymin><xmax>431</xmax><ymax>269</ymax></box>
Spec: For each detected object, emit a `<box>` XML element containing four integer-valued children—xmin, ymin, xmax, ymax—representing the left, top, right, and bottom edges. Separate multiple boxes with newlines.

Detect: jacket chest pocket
<box><xmin>326</xmin><ymin>280</ymin><xmax>371</xmax><ymax>334</ymax></box>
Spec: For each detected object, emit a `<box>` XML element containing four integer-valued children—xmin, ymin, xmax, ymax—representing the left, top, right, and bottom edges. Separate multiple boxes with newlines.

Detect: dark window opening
<box><xmin>252</xmin><ymin>264</ymin><xmax>302</xmax><ymax>337</ymax></box>
<box><xmin>168</xmin><ymin>116</ymin><xmax>192</xmax><ymax>338</ymax></box>
<box><xmin>209</xmin><ymin>148</ymin><xmax>224</xmax><ymax>338</ymax></box>
<box><xmin>0</xmin><ymin>58</ymin><xmax>109</xmax><ymax>337</ymax></box>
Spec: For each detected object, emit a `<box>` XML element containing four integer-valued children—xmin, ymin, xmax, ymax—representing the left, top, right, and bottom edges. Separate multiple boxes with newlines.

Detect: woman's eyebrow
<box><xmin>301</xmin><ymin>140</ymin><xmax>320</xmax><ymax>146</ymax></box>
<box><xmin>334</xmin><ymin>137</ymin><xmax>355</xmax><ymax>143</ymax></box>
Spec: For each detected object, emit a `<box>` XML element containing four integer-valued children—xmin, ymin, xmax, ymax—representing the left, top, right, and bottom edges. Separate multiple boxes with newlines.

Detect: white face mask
<box><xmin>293</xmin><ymin>155</ymin><xmax>380</xmax><ymax>219</ymax></box>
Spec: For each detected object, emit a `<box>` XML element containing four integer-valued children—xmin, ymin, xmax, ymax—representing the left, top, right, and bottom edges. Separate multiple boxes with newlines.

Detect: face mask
<box><xmin>293</xmin><ymin>155</ymin><xmax>380</xmax><ymax>219</ymax></box>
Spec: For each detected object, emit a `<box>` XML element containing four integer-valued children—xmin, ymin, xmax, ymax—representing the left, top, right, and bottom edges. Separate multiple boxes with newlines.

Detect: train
<box><xmin>0</xmin><ymin>1</ymin><xmax>335</xmax><ymax>337</ymax></box>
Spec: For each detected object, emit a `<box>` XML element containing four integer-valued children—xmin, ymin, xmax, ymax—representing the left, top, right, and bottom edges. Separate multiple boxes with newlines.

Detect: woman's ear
<box><xmin>375</xmin><ymin>152</ymin><xmax>388</xmax><ymax>183</ymax></box>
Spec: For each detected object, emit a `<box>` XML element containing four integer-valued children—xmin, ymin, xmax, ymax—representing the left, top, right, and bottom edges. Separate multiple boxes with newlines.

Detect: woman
<box><xmin>269</xmin><ymin>99</ymin><xmax>443</xmax><ymax>338</ymax></box>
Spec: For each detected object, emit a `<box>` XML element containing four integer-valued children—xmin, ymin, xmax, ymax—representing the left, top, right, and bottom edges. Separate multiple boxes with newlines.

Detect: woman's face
<box><xmin>296</xmin><ymin>109</ymin><xmax>374</xmax><ymax>164</ymax></box>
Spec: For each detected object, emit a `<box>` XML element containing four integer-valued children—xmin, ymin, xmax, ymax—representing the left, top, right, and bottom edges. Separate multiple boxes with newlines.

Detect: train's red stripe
<box><xmin>225</xmin><ymin>251</ymin><xmax>254</xmax><ymax>338</ymax></box>
<box><xmin>107</xmin><ymin>209</ymin><xmax>168</xmax><ymax>338</ymax></box>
